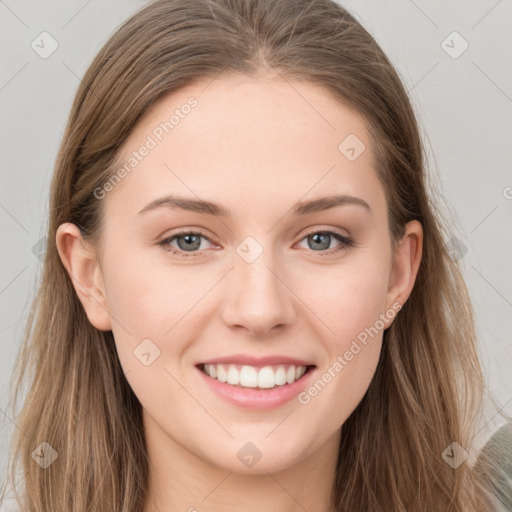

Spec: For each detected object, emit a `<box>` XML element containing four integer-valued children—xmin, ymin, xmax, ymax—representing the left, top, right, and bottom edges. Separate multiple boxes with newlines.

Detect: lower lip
<box><xmin>196</xmin><ymin>366</ymin><xmax>316</xmax><ymax>410</ymax></box>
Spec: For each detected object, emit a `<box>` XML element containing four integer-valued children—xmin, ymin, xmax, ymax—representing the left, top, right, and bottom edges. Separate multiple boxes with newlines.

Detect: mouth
<box><xmin>196</xmin><ymin>362</ymin><xmax>316</xmax><ymax>390</ymax></box>
<box><xmin>195</xmin><ymin>355</ymin><xmax>318</xmax><ymax>409</ymax></box>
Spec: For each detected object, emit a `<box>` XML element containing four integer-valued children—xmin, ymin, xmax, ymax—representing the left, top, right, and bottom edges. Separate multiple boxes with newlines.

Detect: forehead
<box><xmin>105</xmin><ymin>73</ymin><xmax>386</xmax><ymax>222</ymax></box>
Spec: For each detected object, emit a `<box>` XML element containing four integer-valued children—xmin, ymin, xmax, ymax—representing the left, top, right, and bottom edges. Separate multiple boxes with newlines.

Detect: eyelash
<box><xmin>158</xmin><ymin>229</ymin><xmax>354</xmax><ymax>258</ymax></box>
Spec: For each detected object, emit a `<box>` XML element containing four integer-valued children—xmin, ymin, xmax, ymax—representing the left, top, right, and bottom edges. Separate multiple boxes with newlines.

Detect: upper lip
<box><xmin>198</xmin><ymin>355</ymin><xmax>316</xmax><ymax>367</ymax></box>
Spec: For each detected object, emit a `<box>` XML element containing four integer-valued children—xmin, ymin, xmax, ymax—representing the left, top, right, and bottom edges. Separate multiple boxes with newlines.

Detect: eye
<box><xmin>296</xmin><ymin>229</ymin><xmax>354</xmax><ymax>256</ymax></box>
<box><xmin>158</xmin><ymin>230</ymin><xmax>215</xmax><ymax>258</ymax></box>
<box><xmin>158</xmin><ymin>228</ymin><xmax>354</xmax><ymax>258</ymax></box>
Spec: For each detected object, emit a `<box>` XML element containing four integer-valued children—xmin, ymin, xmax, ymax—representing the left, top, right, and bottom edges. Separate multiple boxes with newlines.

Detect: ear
<box><xmin>55</xmin><ymin>222</ymin><xmax>112</xmax><ymax>331</ymax></box>
<box><xmin>384</xmin><ymin>220</ymin><xmax>423</xmax><ymax>326</ymax></box>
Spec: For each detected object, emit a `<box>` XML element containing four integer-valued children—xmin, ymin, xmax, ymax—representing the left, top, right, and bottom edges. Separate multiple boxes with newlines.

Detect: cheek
<box><xmin>294</xmin><ymin>257</ymin><xmax>390</xmax><ymax>344</ymax></box>
<box><xmin>334</xmin><ymin>273</ymin><xmax>388</xmax><ymax>350</ymax></box>
<box><xmin>101</xmin><ymin>249</ymin><xmax>228</xmax><ymax>391</ymax></box>
<box><xmin>295</xmin><ymin>264</ymin><xmax>388</xmax><ymax>430</ymax></box>
<box><xmin>102</xmin><ymin>245</ymin><xmax>207</xmax><ymax>329</ymax></box>
<box><xmin>291</xmin><ymin>253</ymin><xmax>389</xmax><ymax>413</ymax></box>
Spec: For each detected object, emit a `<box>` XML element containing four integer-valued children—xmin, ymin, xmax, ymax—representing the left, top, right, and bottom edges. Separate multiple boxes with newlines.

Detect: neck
<box><xmin>142</xmin><ymin>412</ymin><xmax>340</xmax><ymax>512</ymax></box>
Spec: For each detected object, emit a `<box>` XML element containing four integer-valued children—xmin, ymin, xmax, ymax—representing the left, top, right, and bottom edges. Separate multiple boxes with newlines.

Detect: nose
<box><xmin>220</xmin><ymin>243</ymin><xmax>297</xmax><ymax>338</ymax></box>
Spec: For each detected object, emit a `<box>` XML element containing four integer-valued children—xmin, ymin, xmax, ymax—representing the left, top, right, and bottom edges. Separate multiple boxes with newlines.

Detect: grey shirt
<box><xmin>474</xmin><ymin>423</ymin><xmax>512</xmax><ymax>511</ymax></box>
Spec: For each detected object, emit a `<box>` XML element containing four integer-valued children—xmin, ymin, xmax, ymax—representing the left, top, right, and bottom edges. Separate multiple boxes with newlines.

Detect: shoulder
<box><xmin>474</xmin><ymin>423</ymin><xmax>512</xmax><ymax>511</ymax></box>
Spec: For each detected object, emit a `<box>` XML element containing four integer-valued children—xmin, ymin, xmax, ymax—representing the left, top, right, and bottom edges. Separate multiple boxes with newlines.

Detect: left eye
<box><xmin>158</xmin><ymin>230</ymin><xmax>353</xmax><ymax>258</ymax></box>
<box><xmin>159</xmin><ymin>231</ymin><xmax>214</xmax><ymax>257</ymax></box>
<box><xmin>297</xmin><ymin>230</ymin><xmax>353</xmax><ymax>255</ymax></box>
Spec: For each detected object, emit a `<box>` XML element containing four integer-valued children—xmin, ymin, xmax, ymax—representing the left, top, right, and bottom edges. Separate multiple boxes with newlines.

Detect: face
<box><xmin>59</xmin><ymin>72</ymin><xmax>421</xmax><ymax>475</ymax></box>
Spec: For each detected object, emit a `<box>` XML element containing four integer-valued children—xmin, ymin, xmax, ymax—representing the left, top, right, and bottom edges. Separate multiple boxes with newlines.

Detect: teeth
<box><xmin>227</xmin><ymin>365</ymin><xmax>240</xmax><ymax>385</ymax></box>
<box><xmin>202</xmin><ymin>363</ymin><xmax>308</xmax><ymax>389</ymax></box>
<box><xmin>240</xmin><ymin>365</ymin><xmax>258</xmax><ymax>387</ymax></box>
<box><xmin>217</xmin><ymin>364</ymin><xmax>227</xmax><ymax>383</ymax></box>
<box><xmin>257</xmin><ymin>366</ymin><xmax>275</xmax><ymax>388</ymax></box>
<box><xmin>275</xmin><ymin>366</ymin><xmax>286</xmax><ymax>385</ymax></box>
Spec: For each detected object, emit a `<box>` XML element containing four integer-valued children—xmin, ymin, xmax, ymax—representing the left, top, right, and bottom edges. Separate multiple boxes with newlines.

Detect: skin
<box><xmin>56</xmin><ymin>72</ymin><xmax>422</xmax><ymax>512</ymax></box>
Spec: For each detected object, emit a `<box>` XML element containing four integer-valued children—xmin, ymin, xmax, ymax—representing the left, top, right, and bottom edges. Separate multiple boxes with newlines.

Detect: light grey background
<box><xmin>1</xmin><ymin>0</ymin><xmax>511</xmax><ymax>505</ymax></box>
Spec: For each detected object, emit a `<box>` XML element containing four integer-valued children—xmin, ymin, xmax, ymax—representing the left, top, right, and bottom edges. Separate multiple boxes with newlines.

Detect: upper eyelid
<box><xmin>301</xmin><ymin>226</ymin><xmax>350</xmax><ymax>238</ymax></box>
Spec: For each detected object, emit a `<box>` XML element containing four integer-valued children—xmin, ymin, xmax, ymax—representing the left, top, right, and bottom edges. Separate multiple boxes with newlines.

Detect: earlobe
<box><xmin>55</xmin><ymin>223</ymin><xmax>112</xmax><ymax>331</ymax></box>
<box><xmin>385</xmin><ymin>220</ymin><xmax>423</xmax><ymax>326</ymax></box>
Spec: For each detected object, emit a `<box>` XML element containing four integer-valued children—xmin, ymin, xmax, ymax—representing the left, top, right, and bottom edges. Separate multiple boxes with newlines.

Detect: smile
<box><xmin>200</xmin><ymin>363</ymin><xmax>312</xmax><ymax>389</ymax></box>
<box><xmin>196</xmin><ymin>355</ymin><xmax>317</xmax><ymax>409</ymax></box>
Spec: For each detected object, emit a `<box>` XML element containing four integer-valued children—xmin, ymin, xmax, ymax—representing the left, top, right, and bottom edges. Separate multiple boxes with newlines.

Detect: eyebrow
<box><xmin>137</xmin><ymin>193</ymin><xmax>372</xmax><ymax>217</ymax></box>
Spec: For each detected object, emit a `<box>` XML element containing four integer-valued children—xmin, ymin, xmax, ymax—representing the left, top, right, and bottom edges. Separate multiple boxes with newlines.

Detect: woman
<box><xmin>2</xmin><ymin>0</ymin><xmax>510</xmax><ymax>510</ymax></box>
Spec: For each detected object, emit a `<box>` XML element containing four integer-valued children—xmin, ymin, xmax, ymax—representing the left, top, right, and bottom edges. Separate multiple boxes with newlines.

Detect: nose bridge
<box><xmin>221</xmin><ymin>235</ymin><xmax>296</xmax><ymax>336</ymax></box>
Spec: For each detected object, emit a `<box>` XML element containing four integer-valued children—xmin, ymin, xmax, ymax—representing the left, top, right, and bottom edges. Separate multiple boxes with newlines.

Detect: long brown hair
<box><xmin>1</xmin><ymin>0</ymin><xmax>508</xmax><ymax>510</ymax></box>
